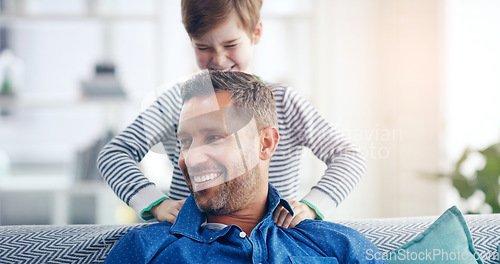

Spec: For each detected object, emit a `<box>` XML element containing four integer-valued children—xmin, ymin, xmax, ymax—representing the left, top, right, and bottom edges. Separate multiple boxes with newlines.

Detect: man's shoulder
<box><xmin>292</xmin><ymin>219</ymin><xmax>373</xmax><ymax>245</ymax></box>
<box><xmin>295</xmin><ymin>219</ymin><xmax>360</xmax><ymax>234</ymax></box>
<box><xmin>123</xmin><ymin>222</ymin><xmax>174</xmax><ymax>240</ymax></box>
<box><xmin>294</xmin><ymin>219</ymin><xmax>380</xmax><ymax>250</ymax></box>
<box><xmin>136</xmin><ymin>221</ymin><xmax>173</xmax><ymax>232</ymax></box>
<box><xmin>105</xmin><ymin>223</ymin><xmax>177</xmax><ymax>263</ymax></box>
<box><xmin>288</xmin><ymin>220</ymin><xmax>385</xmax><ymax>263</ymax></box>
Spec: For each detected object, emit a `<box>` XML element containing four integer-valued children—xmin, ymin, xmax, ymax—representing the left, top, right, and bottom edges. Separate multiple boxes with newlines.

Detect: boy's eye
<box><xmin>225</xmin><ymin>44</ymin><xmax>237</xmax><ymax>49</ymax></box>
<box><xmin>197</xmin><ymin>46</ymin><xmax>210</xmax><ymax>51</ymax></box>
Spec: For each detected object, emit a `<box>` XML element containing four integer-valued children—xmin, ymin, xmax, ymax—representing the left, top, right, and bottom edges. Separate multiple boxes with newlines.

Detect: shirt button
<box><xmin>239</xmin><ymin>231</ymin><xmax>246</xmax><ymax>238</ymax></box>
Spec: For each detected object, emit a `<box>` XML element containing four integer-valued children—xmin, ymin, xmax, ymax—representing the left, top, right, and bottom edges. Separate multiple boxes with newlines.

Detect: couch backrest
<box><xmin>0</xmin><ymin>224</ymin><xmax>149</xmax><ymax>263</ymax></box>
<box><xmin>1</xmin><ymin>214</ymin><xmax>499</xmax><ymax>264</ymax></box>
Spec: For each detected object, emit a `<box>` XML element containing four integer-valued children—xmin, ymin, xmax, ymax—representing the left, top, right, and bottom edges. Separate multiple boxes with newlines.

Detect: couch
<box><xmin>1</xmin><ymin>212</ymin><xmax>499</xmax><ymax>263</ymax></box>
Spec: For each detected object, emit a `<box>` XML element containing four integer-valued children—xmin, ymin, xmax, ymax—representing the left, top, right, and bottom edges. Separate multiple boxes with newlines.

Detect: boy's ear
<box><xmin>252</xmin><ymin>20</ymin><xmax>263</xmax><ymax>45</ymax></box>
<box><xmin>259</xmin><ymin>125</ymin><xmax>279</xmax><ymax>160</ymax></box>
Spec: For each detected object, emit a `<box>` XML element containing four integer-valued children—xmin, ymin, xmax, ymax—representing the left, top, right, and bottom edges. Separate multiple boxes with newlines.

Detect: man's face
<box><xmin>191</xmin><ymin>12</ymin><xmax>261</xmax><ymax>73</ymax></box>
<box><xmin>177</xmin><ymin>91</ymin><xmax>261</xmax><ymax>215</ymax></box>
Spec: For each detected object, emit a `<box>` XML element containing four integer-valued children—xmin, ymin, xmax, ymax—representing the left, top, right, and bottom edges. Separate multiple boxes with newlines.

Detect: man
<box><xmin>104</xmin><ymin>71</ymin><xmax>384</xmax><ymax>264</ymax></box>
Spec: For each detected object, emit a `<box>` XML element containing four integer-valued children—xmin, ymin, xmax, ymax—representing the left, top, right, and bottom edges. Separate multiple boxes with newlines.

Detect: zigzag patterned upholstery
<box><xmin>0</xmin><ymin>224</ymin><xmax>149</xmax><ymax>264</ymax></box>
<box><xmin>0</xmin><ymin>214</ymin><xmax>499</xmax><ymax>263</ymax></box>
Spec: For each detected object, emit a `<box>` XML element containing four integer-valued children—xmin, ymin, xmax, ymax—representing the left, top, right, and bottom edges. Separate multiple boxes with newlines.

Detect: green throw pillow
<box><xmin>386</xmin><ymin>206</ymin><xmax>483</xmax><ymax>264</ymax></box>
<box><xmin>497</xmin><ymin>242</ymin><xmax>500</xmax><ymax>264</ymax></box>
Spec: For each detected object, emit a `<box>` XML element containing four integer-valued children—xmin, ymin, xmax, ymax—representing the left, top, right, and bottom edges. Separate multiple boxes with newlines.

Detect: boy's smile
<box><xmin>191</xmin><ymin>11</ymin><xmax>262</xmax><ymax>73</ymax></box>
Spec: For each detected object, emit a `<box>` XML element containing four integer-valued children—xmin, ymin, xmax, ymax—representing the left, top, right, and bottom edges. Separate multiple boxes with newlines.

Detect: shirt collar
<box><xmin>265</xmin><ymin>183</ymin><xmax>294</xmax><ymax>218</ymax></box>
<box><xmin>170</xmin><ymin>184</ymin><xmax>294</xmax><ymax>242</ymax></box>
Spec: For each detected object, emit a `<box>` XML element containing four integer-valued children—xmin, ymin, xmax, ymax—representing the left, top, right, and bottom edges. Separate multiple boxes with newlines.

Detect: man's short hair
<box><xmin>181</xmin><ymin>0</ymin><xmax>262</xmax><ymax>39</ymax></box>
<box><xmin>181</xmin><ymin>70</ymin><xmax>277</xmax><ymax>130</ymax></box>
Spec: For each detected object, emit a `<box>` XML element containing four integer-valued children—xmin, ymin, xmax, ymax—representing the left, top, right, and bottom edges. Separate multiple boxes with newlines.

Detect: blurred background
<box><xmin>0</xmin><ymin>0</ymin><xmax>499</xmax><ymax>225</ymax></box>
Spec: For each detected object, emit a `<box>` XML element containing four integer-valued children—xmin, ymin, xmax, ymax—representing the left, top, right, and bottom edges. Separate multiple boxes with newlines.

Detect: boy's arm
<box><xmin>279</xmin><ymin>85</ymin><xmax>366</xmax><ymax>219</ymax></box>
<box><xmin>97</xmin><ymin>84</ymin><xmax>182</xmax><ymax>221</ymax></box>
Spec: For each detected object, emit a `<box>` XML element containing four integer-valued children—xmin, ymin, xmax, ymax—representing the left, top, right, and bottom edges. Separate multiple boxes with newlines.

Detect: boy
<box><xmin>97</xmin><ymin>0</ymin><xmax>365</xmax><ymax>227</ymax></box>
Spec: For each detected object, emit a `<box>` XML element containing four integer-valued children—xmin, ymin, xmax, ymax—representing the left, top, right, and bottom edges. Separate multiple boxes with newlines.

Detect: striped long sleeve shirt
<box><xmin>97</xmin><ymin>82</ymin><xmax>366</xmax><ymax>220</ymax></box>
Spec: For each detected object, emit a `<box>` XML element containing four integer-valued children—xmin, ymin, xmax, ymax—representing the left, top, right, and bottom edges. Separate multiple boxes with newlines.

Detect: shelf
<box><xmin>0</xmin><ymin>0</ymin><xmax>163</xmax><ymax>226</ymax></box>
<box><xmin>0</xmin><ymin>175</ymin><xmax>71</xmax><ymax>191</ymax></box>
<box><xmin>0</xmin><ymin>180</ymin><xmax>123</xmax><ymax>225</ymax></box>
<box><xmin>0</xmin><ymin>14</ymin><xmax>159</xmax><ymax>23</ymax></box>
<box><xmin>0</xmin><ymin>94</ymin><xmax>130</xmax><ymax>109</ymax></box>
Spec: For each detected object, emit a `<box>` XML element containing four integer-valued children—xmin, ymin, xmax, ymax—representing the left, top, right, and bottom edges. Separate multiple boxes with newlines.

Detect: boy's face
<box><xmin>191</xmin><ymin>12</ymin><xmax>262</xmax><ymax>73</ymax></box>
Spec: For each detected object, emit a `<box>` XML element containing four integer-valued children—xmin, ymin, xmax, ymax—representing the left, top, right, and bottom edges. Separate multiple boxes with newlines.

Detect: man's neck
<box><xmin>206</xmin><ymin>189</ymin><xmax>268</xmax><ymax>235</ymax></box>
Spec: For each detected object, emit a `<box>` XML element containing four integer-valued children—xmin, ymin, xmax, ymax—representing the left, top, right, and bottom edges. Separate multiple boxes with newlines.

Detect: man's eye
<box><xmin>207</xmin><ymin>135</ymin><xmax>225</xmax><ymax>143</ymax></box>
<box><xmin>180</xmin><ymin>139</ymin><xmax>192</xmax><ymax>149</ymax></box>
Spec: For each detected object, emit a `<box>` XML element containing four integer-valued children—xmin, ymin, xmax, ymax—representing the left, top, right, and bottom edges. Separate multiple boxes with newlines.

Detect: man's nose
<box><xmin>183</xmin><ymin>143</ymin><xmax>210</xmax><ymax>168</ymax></box>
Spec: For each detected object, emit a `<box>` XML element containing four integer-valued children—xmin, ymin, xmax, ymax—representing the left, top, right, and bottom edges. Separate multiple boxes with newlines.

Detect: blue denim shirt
<box><xmin>105</xmin><ymin>184</ymin><xmax>385</xmax><ymax>264</ymax></box>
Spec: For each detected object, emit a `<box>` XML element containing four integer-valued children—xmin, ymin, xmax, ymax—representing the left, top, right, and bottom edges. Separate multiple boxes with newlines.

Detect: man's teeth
<box><xmin>193</xmin><ymin>172</ymin><xmax>221</xmax><ymax>183</ymax></box>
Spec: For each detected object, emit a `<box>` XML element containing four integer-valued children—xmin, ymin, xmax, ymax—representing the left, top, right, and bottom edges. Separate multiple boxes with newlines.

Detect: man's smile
<box><xmin>192</xmin><ymin>171</ymin><xmax>223</xmax><ymax>183</ymax></box>
<box><xmin>187</xmin><ymin>168</ymin><xmax>227</xmax><ymax>192</ymax></box>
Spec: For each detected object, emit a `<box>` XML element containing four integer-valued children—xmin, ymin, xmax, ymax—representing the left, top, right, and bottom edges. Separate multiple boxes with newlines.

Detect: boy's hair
<box><xmin>181</xmin><ymin>0</ymin><xmax>262</xmax><ymax>39</ymax></box>
<box><xmin>181</xmin><ymin>70</ymin><xmax>277</xmax><ymax>130</ymax></box>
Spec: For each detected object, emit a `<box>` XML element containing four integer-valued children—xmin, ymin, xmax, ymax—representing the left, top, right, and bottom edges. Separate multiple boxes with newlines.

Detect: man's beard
<box><xmin>191</xmin><ymin>165</ymin><xmax>259</xmax><ymax>216</ymax></box>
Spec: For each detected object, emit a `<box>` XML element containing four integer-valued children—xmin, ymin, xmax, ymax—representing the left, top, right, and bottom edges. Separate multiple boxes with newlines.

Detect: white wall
<box><xmin>309</xmin><ymin>0</ymin><xmax>442</xmax><ymax>219</ymax></box>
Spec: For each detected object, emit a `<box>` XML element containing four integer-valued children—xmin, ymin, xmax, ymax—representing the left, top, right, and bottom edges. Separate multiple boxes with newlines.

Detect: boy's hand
<box><xmin>151</xmin><ymin>199</ymin><xmax>185</xmax><ymax>223</ymax></box>
<box><xmin>273</xmin><ymin>199</ymin><xmax>318</xmax><ymax>228</ymax></box>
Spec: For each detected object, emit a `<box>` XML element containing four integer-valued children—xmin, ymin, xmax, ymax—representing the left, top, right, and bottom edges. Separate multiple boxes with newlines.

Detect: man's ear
<box><xmin>259</xmin><ymin>126</ymin><xmax>279</xmax><ymax>160</ymax></box>
<box><xmin>252</xmin><ymin>20</ymin><xmax>263</xmax><ymax>45</ymax></box>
